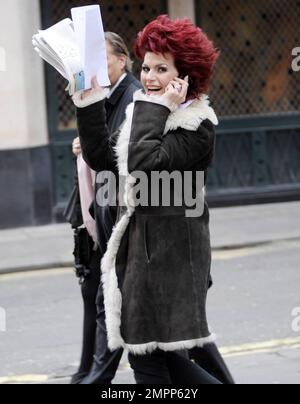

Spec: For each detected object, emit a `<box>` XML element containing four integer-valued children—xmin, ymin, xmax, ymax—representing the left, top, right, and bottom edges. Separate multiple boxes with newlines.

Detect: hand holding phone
<box><xmin>161</xmin><ymin>75</ymin><xmax>189</xmax><ymax>108</ymax></box>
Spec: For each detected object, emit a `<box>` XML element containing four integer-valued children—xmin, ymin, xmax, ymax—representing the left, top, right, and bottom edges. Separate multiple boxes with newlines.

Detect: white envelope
<box><xmin>71</xmin><ymin>5</ymin><xmax>111</xmax><ymax>89</ymax></box>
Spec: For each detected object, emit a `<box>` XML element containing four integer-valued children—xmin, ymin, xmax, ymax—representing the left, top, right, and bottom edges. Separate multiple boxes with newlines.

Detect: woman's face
<box><xmin>141</xmin><ymin>52</ymin><xmax>179</xmax><ymax>96</ymax></box>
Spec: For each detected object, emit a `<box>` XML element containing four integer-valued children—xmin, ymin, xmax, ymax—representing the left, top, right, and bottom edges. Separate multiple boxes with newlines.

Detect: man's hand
<box><xmin>72</xmin><ymin>137</ymin><xmax>82</xmax><ymax>157</ymax></box>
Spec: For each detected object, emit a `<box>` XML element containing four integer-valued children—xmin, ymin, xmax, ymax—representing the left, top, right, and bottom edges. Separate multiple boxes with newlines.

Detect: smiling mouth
<box><xmin>147</xmin><ymin>88</ymin><xmax>162</xmax><ymax>94</ymax></box>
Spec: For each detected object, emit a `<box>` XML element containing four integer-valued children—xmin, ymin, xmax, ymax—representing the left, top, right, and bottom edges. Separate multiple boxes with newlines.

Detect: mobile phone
<box><xmin>179</xmin><ymin>74</ymin><xmax>190</xmax><ymax>84</ymax></box>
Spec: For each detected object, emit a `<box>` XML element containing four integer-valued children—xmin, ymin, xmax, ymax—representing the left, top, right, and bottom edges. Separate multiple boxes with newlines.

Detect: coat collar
<box><xmin>133</xmin><ymin>90</ymin><xmax>218</xmax><ymax>134</ymax></box>
<box><xmin>106</xmin><ymin>72</ymin><xmax>139</xmax><ymax>106</ymax></box>
<box><xmin>164</xmin><ymin>95</ymin><xmax>219</xmax><ymax>133</ymax></box>
<box><xmin>114</xmin><ymin>90</ymin><xmax>218</xmax><ymax>178</ymax></box>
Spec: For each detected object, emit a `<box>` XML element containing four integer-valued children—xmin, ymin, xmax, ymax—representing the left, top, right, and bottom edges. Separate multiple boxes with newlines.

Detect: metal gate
<box><xmin>197</xmin><ymin>0</ymin><xmax>300</xmax><ymax>205</ymax></box>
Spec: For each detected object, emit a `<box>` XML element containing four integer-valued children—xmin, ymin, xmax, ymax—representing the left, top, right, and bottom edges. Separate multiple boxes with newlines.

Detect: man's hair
<box><xmin>105</xmin><ymin>32</ymin><xmax>133</xmax><ymax>72</ymax></box>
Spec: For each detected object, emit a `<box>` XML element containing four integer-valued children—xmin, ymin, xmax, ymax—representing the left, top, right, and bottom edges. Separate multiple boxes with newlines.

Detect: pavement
<box><xmin>1</xmin><ymin>236</ymin><xmax>300</xmax><ymax>385</ymax></box>
<box><xmin>0</xmin><ymin>201</ymin><xmax>299</xmax><ymax>274</ymax></box>
<box><xmin>1</xmin><ymin>200</ymin><xmax>300</xmax><ymax>385</ymax></box>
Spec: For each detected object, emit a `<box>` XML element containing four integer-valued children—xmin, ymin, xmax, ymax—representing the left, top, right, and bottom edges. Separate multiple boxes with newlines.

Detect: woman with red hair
<box><xmin>134</xmin><ymin>15</ymin><xmax>218</xmax><ymax>100</ymax></box>
<box><xmin>74</xmin><ymin>16</ymin><xmax>229</xmax><ymax>384</ymax></box>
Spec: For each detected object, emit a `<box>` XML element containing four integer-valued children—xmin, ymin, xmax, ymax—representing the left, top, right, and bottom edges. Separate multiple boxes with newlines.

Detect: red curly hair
<box><xmin>134</xmin><ymin>15</ymin><xmax>219</xmax><ymax>99</ymax></box>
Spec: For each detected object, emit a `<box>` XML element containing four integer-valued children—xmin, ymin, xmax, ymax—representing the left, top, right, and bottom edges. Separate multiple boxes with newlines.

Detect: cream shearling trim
<box><xmin>133</xmin><ymin>89</ymin><xmax>178</xmax><ymax>112</ymax></box>
<box><xmin>132</xmin><ymin>90</ymin><xmax>218</xmax><ymax>133</ymax></box>
<box><xmin>101</xmin><ymin>90</ymin><xmax>218</xmax><ymax>354</ymax></box>
<box><xmin>101</xmin><ymin>175</ymin><xmax>136</xmax><ymax>352</ymax></box>
<box><xmin>73</xmin><ymin>88</ymin><xmax>110</xmax><ymax>108</ymax></box>
<box><xmin>164</xmin><ymin>95</ymin><xmax>219</xmax><ymax>135</ymax></box>
<box><xmin>101</xmin><ymin>213</ymin><xmax>130</xmax><ymax>351</ymax></box>
<box><xmin>114</xmin><ymin>103</ymin><xmax>135</xmax><ymax>176</ymax></box>
<box><xmin>125</xmin><ymin>334</ymin><xmax>216</xmax><ymax>355</ymax></box>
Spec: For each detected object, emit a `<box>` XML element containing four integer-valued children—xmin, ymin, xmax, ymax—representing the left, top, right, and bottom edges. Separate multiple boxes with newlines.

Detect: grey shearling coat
<box><xmin>77</xmin><ymin>90</ymin><xmax>218</xmax><ymax>355</ymax></box>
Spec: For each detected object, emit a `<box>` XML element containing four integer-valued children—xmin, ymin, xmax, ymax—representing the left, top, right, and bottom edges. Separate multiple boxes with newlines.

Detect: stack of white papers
<box><xmin>32</xmin><ymin>5</ymin><xmax>111</xmax><ymax>95</ymax></box>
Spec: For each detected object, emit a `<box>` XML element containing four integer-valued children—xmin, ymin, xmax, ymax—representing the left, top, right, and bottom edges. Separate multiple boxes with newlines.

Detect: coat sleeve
<box><xmin>76</xmin><ymin>100</ymin><xmax>119</xmax><ymax>173</ymax></box>
<box><xmin>128</xmin><ymin>101</ymin><xmax>215</xmax><ymax>174</ymax></box>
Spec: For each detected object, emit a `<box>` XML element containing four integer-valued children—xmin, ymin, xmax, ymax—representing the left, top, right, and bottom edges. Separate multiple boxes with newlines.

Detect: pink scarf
<box><xmin>77</xmin><ymin>154</ymin><xmax>98</xmax><ymax>244</ymax></box>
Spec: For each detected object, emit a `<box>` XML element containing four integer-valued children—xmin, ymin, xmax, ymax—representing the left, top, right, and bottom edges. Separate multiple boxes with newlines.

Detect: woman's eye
<box><xmin>142</xmin><ymin>66</ymin><xmax>167</xmax><ymax>73</ymax></box>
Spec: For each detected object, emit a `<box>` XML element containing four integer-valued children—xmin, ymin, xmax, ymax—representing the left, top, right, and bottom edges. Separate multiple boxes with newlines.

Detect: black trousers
<box><xmin>79</xmin><ymin>283</ymin><xmax>123</xmax><ymax>384</ymax></box>
<box><xmin>128</xmin><ymin>349</ymin><xmax>222</xmax><ymax>385</ymax></box>
<box><xmin>71</xmin><ymin>248</ymin><xmax>101</xmax><ymax>384</ymax></box>
<box><xmin>72</xmin><ymin>244</ymin><xmax>233</xmax><ymax>384</ymax></box>
<box><xmin>190</xmin><ymin>344</ymin><xmax>235</xmax><ymax>385</ymax></box>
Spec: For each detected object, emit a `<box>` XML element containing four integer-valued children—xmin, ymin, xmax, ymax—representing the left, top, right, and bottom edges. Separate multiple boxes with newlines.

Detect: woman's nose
<box><xmin>147</xmin><ymin>70</ymin><xmax>156</xmax><ymax>81</ymax></box>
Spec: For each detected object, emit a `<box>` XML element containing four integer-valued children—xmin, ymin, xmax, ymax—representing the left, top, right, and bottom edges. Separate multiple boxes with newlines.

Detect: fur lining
<box><xmin>122</xmin><ymin>90</ymin><xmax>218</xmax><ymax>136</ymax></box>
<box><xmin>114</xmin><ymin>103</ymin><xmax>135</xmax><ymax>176</ymax></box>
<box><xmin>126</xmin><ymin>334</ymin><xmax>216</xmax><ymax>356</ymax></box>
<box><xmin>100</xmin><ymin>176</ymin><xmax>136</xmax><ymax>352</ymax></box>
<box><xmin>164</xmin><ymin>95</ymin><xmax>219</xmax><ymax>135</ymax></box>
<box><xmin>102</xmin><ymin>91</ymin><xmax>218</xmax><ymax>354</ymax></box>
<box><xmin>73</xmin><ymin>88</ymin><xmax>110</xmax><ymax>108</ymax></box>
<box><xmin>101</xmin><ymin>214</ymin><xmax>130</xmax><ymax>351</ymax></box>
<box><xmin>134</xmin><ymin>89</ymin><xmax>178</xmax><ymax>112</ymax></box>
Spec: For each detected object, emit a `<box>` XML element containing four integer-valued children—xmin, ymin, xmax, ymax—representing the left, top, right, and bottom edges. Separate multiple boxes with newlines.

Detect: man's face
<box><xmin>106</xmin><ymin>41</ymin><xmax>127</xmax><ymax>86</ymax></box>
